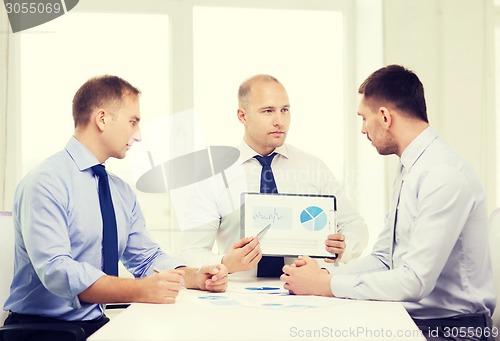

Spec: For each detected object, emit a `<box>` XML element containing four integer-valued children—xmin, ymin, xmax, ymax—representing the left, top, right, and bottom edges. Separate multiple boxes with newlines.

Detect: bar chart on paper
<box><xmin>300</xmin><ymin>206</ymin><xmax>327</xmax><ymax>231</ymax></box>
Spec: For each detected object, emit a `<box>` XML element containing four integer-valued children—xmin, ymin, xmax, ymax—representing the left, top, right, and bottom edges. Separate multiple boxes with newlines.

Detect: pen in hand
<box><xmin>255</xmin><ymin>224</ymin><xmax>271</xmax><ymax>240</ymax></box>
<box><xmin>153</xmin><ymin>267</ymin><xmax>185</xmax><ymax>288</ymax></box>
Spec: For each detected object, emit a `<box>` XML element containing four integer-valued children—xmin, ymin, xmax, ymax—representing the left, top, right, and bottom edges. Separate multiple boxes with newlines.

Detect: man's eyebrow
<box><xmin>259</xmin><ymin>106</ymin><xmax>275</xmax><ymax>111</ymax></box>
<box><xmin>131</xmin><ymin>116</ymin><xmax>141</xmax><ymax>121</ymax></box>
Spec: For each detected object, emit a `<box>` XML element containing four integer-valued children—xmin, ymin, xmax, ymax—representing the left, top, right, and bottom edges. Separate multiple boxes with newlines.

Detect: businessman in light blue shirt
<box><xmin>281</xmin><ymin>65</ymin><xmax>496</xmax><ymax>340</ymax></box>
<box><xmin>4</xmin><ymin>75</ymin><xmax>228</xmax><ymax>339</ymax></box>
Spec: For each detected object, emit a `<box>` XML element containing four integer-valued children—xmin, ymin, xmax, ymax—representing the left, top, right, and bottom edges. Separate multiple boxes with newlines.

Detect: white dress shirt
<box><xmin>329</xmin><ymin>127</ymin><xmax>496</xmax><ymax>319</ymax></box>
<box><xmin>179</xmin><ymin>140</ymin><xmax>368</xmax><ymax>274</ymax></box>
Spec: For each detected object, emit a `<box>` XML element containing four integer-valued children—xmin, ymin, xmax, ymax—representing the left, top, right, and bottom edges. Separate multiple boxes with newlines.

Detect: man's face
<box><xmin>238</xmin><ymin>80</ymin><xmax>291</xmax><ymax>156</ymax></box>
<box><xmin>357</xmin><ymin>95</ymin><xmax>396</xmax><ymax>156</ymax></box>
<box><xmin>102</xmin><ymin>95</ymin><xmax>142</xmax><ymax>160</ymax></box>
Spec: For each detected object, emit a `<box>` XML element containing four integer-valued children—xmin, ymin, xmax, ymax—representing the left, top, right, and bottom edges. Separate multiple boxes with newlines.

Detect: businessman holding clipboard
<box><xmin>180</xmin><ymin>74</ymin><xmax>368</xmax><ymax>277</ymax></box>
<box><xmin>241</xmin><ymin>192</ymin><xmax>339</xmax><ymax>262</ymax></box>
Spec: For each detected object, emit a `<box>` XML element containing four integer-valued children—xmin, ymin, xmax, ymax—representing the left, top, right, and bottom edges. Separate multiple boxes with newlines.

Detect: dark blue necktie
<box><xmin>92</xmin><ymin>164</ymin><xmax>119</xmax><ymax>276</ymax></box>
<box><xmin>254</xmin><ymin>153</ymin><xmax>279</xmax><ymax>194</ymax></box>
<box><xmin>254</xmin><ymin>153</ymin><xmax>284</xmax><ymax>277</ymax></box>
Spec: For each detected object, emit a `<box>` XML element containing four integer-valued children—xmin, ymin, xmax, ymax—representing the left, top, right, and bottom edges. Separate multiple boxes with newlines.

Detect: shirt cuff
<box><xmin>152</xmin><ymin>258</ymin><xmax>187</xmax><ymax>275</ymax></box>
<box><xmin>331</xmin><ymin>274</ymin><xmax>358</xmax><ymax>299</ymax></box>
<box><xmin>68</xmin><ymin>264</ymin><xmax>106</xmax><ymax>309</ymax></box>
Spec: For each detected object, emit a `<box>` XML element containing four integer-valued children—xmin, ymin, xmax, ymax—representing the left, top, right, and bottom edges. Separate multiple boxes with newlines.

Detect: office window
<box><xmin>193</xmin><ymin>6</ymin><xmax>345</xmax><ymax>178</ymax></box>
<box><xmin>17</xmin><ymin>12</ymin><xmax>170</xmax><ymax>244</ymax></box>
<box><xmin>19</xmin><ymin>13</ymin><xmax>169</xmax><ymax>176</ymax></box>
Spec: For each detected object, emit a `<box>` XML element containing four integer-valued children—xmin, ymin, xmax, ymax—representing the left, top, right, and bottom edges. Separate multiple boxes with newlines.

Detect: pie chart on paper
<box><xmin>300</xmin><ymin>206</ymin><xmax>328</xmax><ymax>231</ymax></box>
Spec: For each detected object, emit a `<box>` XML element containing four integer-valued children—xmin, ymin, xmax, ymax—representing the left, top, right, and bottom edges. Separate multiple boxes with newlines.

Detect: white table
<box><xmin>89</xmin><ymin>278</ymin><xmax>425</xmax><ymax>341</ymax></box>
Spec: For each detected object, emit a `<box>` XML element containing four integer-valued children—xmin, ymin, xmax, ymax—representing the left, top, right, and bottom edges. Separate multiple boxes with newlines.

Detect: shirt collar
<box><xmin>65</xmin><ymin>136</ymin><xmax>101</xmax><ymax>171</ymax></box>
<box><xmin>400</xmin><ymin>126</ymin><xmax>438</xmax><ymax>172</ymax></box>
<box><xmin>237</xmin><ymin>139</ymin><xmax>289</xmax><ymax>165</ymax></box>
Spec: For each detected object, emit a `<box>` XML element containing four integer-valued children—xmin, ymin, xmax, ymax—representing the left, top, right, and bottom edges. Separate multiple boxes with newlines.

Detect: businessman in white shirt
<box><xmin>180</xmin><ymin>74</ymin><xmax>368</xmax><ymax>277</ymax></box>
<box><xmin>281</xmin><ymin>65</ymin><xmax>496</xmax><ymax>339</ymax></box>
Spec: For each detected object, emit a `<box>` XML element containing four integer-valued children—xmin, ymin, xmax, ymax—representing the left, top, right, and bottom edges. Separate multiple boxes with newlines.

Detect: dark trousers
<box><xmin>413</xmin><ymin>313</ymin><xmax>494</xmax><ymax>341</ymax></box>
<box><xmin>2</xmin><ymin>312</ymin><xmax>109</xmax><ymax>341</ymax></box>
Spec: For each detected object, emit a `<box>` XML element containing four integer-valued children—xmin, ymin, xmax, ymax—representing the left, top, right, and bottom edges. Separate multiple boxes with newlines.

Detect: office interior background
<box><xmin>0</xmin><ymin>0</ymin><xmax>497</xmax><ymax>258</ymax></box>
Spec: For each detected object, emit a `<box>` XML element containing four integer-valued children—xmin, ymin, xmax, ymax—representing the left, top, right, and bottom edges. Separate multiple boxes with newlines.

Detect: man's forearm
<box><xmin>78</xmin><ymin>275</ymin><xmax>145</xmax><ymax>304</ymax></box>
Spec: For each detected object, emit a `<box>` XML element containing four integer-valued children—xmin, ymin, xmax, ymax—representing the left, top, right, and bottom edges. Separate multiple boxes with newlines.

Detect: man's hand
<box><xmin>195</xmin><ymin>264</ymin><xmax>228</xmax><ymax>292</ymax></box>
<box><xmin>324</xmin><ymin>233</ymin><xmax>346</xmax><ymax>263</ymax></box>
<box><xmin>138</xmin><ymin>269</ymin><xmax>185</xmax><ymax>304</ymax></box>
<box><xmin>221</xmin><ymin>236</ymin><xmax>262</xmax><ymax>273</ymax></box>
<box><xmin>280</xmin><ymin>256</ymin><xmax>333</xmax><ymax>297</ymax></box>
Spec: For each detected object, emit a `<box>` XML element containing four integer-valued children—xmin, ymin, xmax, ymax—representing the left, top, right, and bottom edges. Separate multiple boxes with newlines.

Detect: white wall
<box><xmin>351</xmin><ymin>0</ymin><xmax>385</xmax><ymax>253</ymax></box>
<box><xmin>381</xmin><ymin>0</ymin><xmax>496</xmax><ymax>212</ymax></box>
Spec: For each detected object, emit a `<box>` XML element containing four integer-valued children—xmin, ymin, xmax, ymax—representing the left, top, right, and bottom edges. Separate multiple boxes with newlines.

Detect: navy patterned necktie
<box><xmin>254</xmin><ymin>153</ymin><xmax>279</xmax><ymax>194</ymax></box>
<box><xmin>92</xmin><ymin>164</ymin><xmax>119</xmax><ymax>276</ymax></box>
<box><xmin>254</xmin><ymin>152</ymin><xmax>284</xmax><ymax>277</ymax></box>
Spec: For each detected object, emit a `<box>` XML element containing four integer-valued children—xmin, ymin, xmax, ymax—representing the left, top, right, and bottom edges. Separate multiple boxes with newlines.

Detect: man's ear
<box><xmin>237</xmin><ymin>108</ymin><xmax>246</xmax><ymax>124</ymax></box>
<box><xmin>379</xmin><ymin>106</ymin><xmax>393</xmax><ymax>128</ymax></box>
<box><xmin>95</xmin><ymin>109</ymin><xmax>107</xmax><ymax>132</ymax></box>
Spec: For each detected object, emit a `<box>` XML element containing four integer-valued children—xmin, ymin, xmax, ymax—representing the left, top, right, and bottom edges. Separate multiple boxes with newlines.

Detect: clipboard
<box><xmin>240</xmin><ymin>192</ymin><xmax>337</xmax><ymax>258</ymax></box>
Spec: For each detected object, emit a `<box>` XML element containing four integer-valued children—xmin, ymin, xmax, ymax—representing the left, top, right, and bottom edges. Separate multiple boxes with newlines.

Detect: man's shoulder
<box><xmin>25</xmin><ymin>150</ymin><xmax>73</xmax><ymax>179</ymax></box>
<box><xmin>418</xmin><ymin>138</ymin><xmax>483</xmax><ymax>190</ymax></box>
<box><xmin>423</xmin><ymin>138</ymin><xmax>471</xmax><ymax>170</ymax></box>
<box><xmin>15</xmin><ymin>150</ymin><xmax>76</xmax><ymax>198</ymax></box>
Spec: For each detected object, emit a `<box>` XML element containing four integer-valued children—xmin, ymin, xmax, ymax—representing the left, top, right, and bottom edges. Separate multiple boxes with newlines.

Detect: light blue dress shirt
<box><xmin>4</xmin><ymin>137</ymin><xmax>185</xmax><ymax>321</ymax></box>
<box><xmin>330</xmin><ymin>127</ymin><xmax>496</xmax><ymax>319</ymax></box>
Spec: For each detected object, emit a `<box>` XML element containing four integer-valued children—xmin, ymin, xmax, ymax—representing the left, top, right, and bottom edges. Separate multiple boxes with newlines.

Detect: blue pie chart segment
<box><xmin>300</xmin><ymin>206</ymin><xmax>327</xmax><ymax>231</ymax></box>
